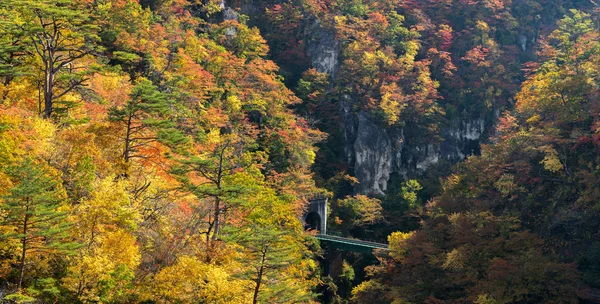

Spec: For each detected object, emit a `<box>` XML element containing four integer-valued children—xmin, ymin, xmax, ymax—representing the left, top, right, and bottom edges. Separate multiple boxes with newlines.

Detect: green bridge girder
<box><xmin>316</xmin><ymin>234</ymin><xmax>389</xmax><ymax>254</ymax></box>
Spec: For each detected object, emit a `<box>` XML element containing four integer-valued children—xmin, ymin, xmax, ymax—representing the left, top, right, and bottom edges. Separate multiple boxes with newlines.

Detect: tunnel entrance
<box><xmin>301</xmin><ymin>197</ymin><xmax>327</xmax><ymax>234</ymax></box>
<box><xmin>305</xmin><ymin>212</ymin><xmax>321</xmax><ymax>232</ymax></box>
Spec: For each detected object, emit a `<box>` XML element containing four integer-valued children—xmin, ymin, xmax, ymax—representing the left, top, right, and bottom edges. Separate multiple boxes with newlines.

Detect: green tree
<box><xmin>0</xmin><ymin>9</ymin><xmax>30</xmax><ymax>102</ymax></box>
<box><xmin>109</xmin><ymin>78</ymin><xmax>186</xmax><ymax>165</ymax></box>
<box><xmin>0</xmin><ymin>0</ymin><xmax>100</xmax><ymax>118</ymax></box>
<box><xmin>225</xmin><ymin>191</ymin><xmax>316</xmax><ymax>304</ymax></box>
<box><xmin>1</xmin><ymin>158</ymin><xmax>77</xmax><ymax>290</ymax></box>
<box><xmin>170</xmin><ymin>140</ymin><xmax>242</xmax><ymax>248</ymax></box>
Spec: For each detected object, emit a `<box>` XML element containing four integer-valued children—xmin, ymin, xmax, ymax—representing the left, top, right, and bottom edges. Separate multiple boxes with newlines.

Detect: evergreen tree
<box><xmin>169</xmin><ymin>140</ymin><xmax>238</xmax><ymax>246</ymax></box>
<box><xmin>225</xmin><ymin>191</ymin><xmax>316</xmax><ymax>304</ymax></box>
<box><xmin>1</xmin><ymin>158</ymin><xmax>78</xmax><ymax>290</ymax></box>
<box><xmin>109</xmin><ymin>78</ymin><xmax>186</xmax><ymax>165</ymax></box>
<box><xmin>0</xmin><ymin>12</ymin><xmax>29</xmax><ymax>102</ymax></box>
<box><xmin>0</xmin><ymin>0</ymin><xmax>100</xmax><ymax>118</ymax></box>
<box><xmin>234</xmin><ymin>226</ymin><xmax>312</xmax><ymax>304</ymax></box>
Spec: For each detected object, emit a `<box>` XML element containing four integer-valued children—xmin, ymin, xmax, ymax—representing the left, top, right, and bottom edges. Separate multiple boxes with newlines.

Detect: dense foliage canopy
<box><xmin>0</xmin><ymin>0</ymin><xmax>599</xmax><ymax>303</ymax></box>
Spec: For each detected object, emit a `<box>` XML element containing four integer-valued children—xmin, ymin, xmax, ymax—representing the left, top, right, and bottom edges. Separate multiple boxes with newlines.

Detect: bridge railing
<box><xmin>315</xmin><ymin>234</ymin><xmax>389</xmax><ymax>251</ymax></box>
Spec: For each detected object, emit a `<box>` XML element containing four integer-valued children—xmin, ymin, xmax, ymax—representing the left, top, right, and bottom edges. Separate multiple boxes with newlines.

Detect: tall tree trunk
<box><xmin>211</xmin><ymin>143</ymin><xmax>227</xmax><ymax>241</ymax></box>
<box><xmin>124</xmin><ymin>111</ymin><xmax>133</xmax><ymax>163</ymax></box>
<box><xmin>253</xmin><ymin>249</ymin><xmax>267</xmax><ymax>304</ymax></box>
<box><xmin>17</xmin><ymin>204</ymin><xmax>29</xmax><ymax>290</ymax></box>
<box><xmin>43</xmin><ymin>68</ymin><xmax>53</xmax><ymax>119</ymax></box>
<box><xmin>212</xmin><ymin>197</ymin><xmax>220</xmax><ymax>241</ymax></box>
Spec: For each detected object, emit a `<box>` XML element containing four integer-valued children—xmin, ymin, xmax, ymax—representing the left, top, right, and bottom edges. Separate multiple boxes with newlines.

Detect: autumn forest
<box><xmin>0</xmin><ymin>0</ymin><xmax>599</xmax><ymax>303</ymax></box>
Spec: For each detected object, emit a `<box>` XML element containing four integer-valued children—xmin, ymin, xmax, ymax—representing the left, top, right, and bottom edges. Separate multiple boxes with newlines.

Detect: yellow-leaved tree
<box><xmin>62</xmin><ymin>177</ymin><xmax>140</xmax><ymax>303</ymax></box>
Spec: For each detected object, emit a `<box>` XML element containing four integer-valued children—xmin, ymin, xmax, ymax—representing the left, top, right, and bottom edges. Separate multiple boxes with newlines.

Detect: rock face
<box><xmin>302</xmin><ymin>15</ymin><xmax>490</xmax><ymax>195</ymax></box>
<box><xmin>440</xmin><ymin>119</ymin><xmax>486</xmax><ymax>161</ymax></box>
<box><xmin>351</xmin><ymin>113</ymin><xmax>487</xmax><ymax>195</ymax></box>
<box><xmin>219</xmin><ymin>0</ymin><xmax>238</xmax><ymax>21</ymax></box>
<box><xmin>353</xmin><ymin>112</ymin><xmax>393</xmax><ymax>195</ymax></box>
<box><xmin>305</xmin><ymin>18</ymin><xmax>340</xmax><ymax>77</ymax></box>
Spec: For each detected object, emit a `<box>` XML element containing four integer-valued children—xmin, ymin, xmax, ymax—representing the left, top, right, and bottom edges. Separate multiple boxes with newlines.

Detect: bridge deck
<box><xmin>316</xmin><ymin>234</ymin><xmax>389</xmax><ymax>253</ymax></box>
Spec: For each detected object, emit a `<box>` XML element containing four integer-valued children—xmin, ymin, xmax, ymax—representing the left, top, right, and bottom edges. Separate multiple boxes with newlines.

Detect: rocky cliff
<box><xmin>348</xmin><ymin>109</ymin><xmax>488</xmax><ymax>195</ymax></box>
<box><xmin>303</xmin><ymin>20</ymin><xmax>491</xmax><ymax>195</ymax></box>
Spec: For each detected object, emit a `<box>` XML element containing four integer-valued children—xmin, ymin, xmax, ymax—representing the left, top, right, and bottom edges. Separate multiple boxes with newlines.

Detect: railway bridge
<box><xmin>303</xmin><ymin>197</ymin><xmax>389</xmax><ymax>253</ymax></box>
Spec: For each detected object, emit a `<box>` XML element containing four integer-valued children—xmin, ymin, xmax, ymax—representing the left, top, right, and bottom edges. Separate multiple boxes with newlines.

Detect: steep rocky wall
<box><xmin>305</xmin><ymin>18</ymin><xmax>340</xmax><ymax>77</ymax></box>
<box><xmin>353</xmin><ymin>111</ymin><xmax>393</xmax><ymax>195</ymax></box>
<box><xmin>304</xmin><ymin>20</ymin><xmax>492</xmax><ymax>195</ymax></box>
<box><xmin>351</xmin><ymin>113</ymin><xmax>488</xmax><ymax>195</ymax></box>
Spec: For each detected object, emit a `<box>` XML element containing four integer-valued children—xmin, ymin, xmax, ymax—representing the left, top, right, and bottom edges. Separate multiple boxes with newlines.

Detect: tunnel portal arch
<box><xmin>301</xmin><ymin>197</ymin><xmax>327</xmax><ymax>234</ymax></box>
<box><xmin>304</xmin><ymin>212</ymin><xmax>321</xmax><ymax>232</ymax></box>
